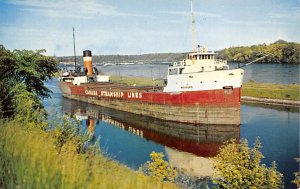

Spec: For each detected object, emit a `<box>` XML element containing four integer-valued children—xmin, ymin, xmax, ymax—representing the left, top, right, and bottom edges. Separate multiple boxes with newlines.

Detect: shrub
<box><xmin>292</xmin><ymin>158</ymin><xmax>300</xmax><ymax>187</ymax></box>
<box><xmin>212</xmin><ymin>138</ymin><xmax>283</xmax><ymax>189</ymax></box>
<box><xmin>143</xmin><ymin>152</ymin><xmax>177</xmax><ymax>182</ymax></box>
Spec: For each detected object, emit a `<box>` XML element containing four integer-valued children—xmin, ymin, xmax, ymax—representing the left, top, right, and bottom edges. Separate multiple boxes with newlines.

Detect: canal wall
<box><xmin>241</xmin><ymin>96</ymin><xmax>300</xmax><ymax>107</ymax></box>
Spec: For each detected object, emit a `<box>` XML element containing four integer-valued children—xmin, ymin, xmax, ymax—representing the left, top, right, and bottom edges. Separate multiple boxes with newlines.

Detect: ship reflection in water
<box><xmin>61</xmin><ymin>98</ymin><xmax>240</xmax><ymax>178</ymax></box>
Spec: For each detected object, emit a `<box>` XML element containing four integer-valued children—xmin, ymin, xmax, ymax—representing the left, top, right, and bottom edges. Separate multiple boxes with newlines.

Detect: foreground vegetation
<box><xmin>0</xmin><ymin>45</ymin><xmax>58</xmax><ymax>119</ymax></box>
<box><xmin>0</xmin><ymin>119</ymin><xmax>178</xmax><ymax>189</ymax></box>
<box><xmin>110</xmin><ymin>75</ymin><xmax>300</xmax><ymax>101</ymax></box>
<box><xmin>212</xmin><ymin>139</ymin><xmax>283</xmax><ymax>189</ymax></box>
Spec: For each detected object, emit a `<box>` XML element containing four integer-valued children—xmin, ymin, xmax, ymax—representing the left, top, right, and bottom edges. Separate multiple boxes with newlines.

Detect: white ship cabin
<box><xmin>58</xmin><ymin>68</ymin><xmax>110</xmax><ymax>86</ymax></box>
<box><xmin>168</xmin><ymin>47</ymin><xmax>228</xmax><ymax>75</ymax></box>
<box><xmin>163</xmin><ymin>47</ymin><xmax>244</xmax><ymax>92</ymax></box>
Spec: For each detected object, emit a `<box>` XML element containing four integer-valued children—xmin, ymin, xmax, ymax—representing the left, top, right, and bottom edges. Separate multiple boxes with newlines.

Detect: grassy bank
<box><xmin>242</xmin><ymin>82</ymin><xmax>299</xmax><ymax>101</ymax></box>
<box><xmin>110</xmin><ymin>75</ymin><xmax>299</xmax><ymax>101</ymax></box>
<box><xmin>0</xmin><ymin>120</ymin><xmax>177</xmax><ymax>189</ymax></box>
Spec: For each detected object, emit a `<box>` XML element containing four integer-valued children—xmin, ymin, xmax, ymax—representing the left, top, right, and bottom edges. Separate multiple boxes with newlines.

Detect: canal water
<box><xmin>46</xmin><ymin>63</ymin><xmax>299</xmax><ymax>188</ymax></box>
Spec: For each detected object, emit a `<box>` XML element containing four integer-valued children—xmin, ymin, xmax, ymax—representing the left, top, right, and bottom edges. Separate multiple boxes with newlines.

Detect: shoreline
<box><xmin>241</xmin><ymin>96</ymin><xmax>300</xmax><ymax>107</ymax></box>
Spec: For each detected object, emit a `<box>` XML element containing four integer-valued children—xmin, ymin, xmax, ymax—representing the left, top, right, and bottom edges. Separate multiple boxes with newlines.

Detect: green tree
<box><xmin>216</xmin><ymin>41</ymin><xmax>300</xmax><ymax>63</ymax></box>
<box><xmin>212</xmin><ymin>138</ymin><xmax>283</xmax><ymax>189</ymax></box>
<box><xmin>10</xmin><ymin>83</ymin><xmax>47</xmax><ymax>127</ymax></box>
<box><xmin>282</xmin><ymin>43</ymin><xmax>300</xmax><ymax>63</ymax></box>
<box><xmin>0</xmin><ymin>44</ymin><xmax>58</xmax><ymax>119</ymax></box>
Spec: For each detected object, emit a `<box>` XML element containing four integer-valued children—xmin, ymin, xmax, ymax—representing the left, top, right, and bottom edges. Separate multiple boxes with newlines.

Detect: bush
<box><xmin>212</xmin><ymin>138</ymin><xmax>283</xmax><ymax>189</ymax></box>
<box><xmin>292</xmin><ymin>158</ymin><xmax>300</xmax><ymax>187</ymax></box>
<box><xmin>50</xmin><ymin>115</ymin><xmax>88</xmax><ymax>153</ymax></box>
<box><xmin>143</xmin><ymin>152</ymin><xmax>177</xmax><ymax>182</ymax></box>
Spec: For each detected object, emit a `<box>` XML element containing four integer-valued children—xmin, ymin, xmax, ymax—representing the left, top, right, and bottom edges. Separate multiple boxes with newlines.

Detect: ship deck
<box><xmin>83</xmin><ymin>82</ymin><xmax>164</xmax><ymax>92</ymax></box>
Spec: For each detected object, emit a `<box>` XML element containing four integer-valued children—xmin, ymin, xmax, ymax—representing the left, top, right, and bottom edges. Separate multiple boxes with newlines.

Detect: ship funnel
<box><xmin>83</xmin><ymin>50</ymin><xmax>93</xmax><ymax>76</ymax></box>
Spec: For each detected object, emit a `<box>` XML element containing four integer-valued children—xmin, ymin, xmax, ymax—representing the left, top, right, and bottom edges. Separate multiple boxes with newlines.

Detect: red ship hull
<box><xmin>59</xmin><ymin>81</ymin><xmax>241</xmax><ymax>125</ymax></box>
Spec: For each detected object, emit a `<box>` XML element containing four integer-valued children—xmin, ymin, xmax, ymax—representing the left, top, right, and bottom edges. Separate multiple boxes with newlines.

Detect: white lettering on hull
<box><xmin>100</xmin><ymin>91</ymin><xmax>124</xmax><ymax>98</ymax></box>
<box><xmin>85</xmin><ymin>90</ymin><xmax>143</xmax><ymax>99</ymax></box>
<box><xmin>85</xmin><ymin>90</ymin><xmax>98</xmax><ymax>96</ymax></box>
<box><xmin>127</xmin><ymin>92</ymin><xmax>142</xmax><ymax>99</ymax></box>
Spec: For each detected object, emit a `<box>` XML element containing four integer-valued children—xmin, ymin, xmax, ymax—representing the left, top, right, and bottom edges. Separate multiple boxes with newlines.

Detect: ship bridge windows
<box><xmin>168</xmin><ymin>68</ymin><xmax>178</xmax><ymax>75</ymax></box>
<box><xmin>189</xmin><ymin>54</ymin><xmax>217</xmax><ymax>60</ymax></box>
<box><xmin>198</xmin><ymin>54</ymin><xmax>215</xmax><ymax>60</ymax></box>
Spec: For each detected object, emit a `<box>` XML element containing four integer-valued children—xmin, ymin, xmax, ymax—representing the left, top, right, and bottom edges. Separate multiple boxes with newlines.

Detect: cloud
<box><xmin>220</xmin><ymin>19</ymin><xmax>287</xmax><ymax>26</ymax></box>
<box><xmin>160</xmin><ymin>10</ymin><xmax>221</xmax><ymax>18</ymax></box>
<box><xmin>268</xmin><ymin>7</ymin><xmax>300</xmax><ymax>19</ymax></box>
<box><xmin>8</xmin><ymin>0</ymin><xmax>153</xmax><ymax>19</ymax></box>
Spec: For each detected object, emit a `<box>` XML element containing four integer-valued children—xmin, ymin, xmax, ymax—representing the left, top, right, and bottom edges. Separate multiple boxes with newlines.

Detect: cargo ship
<box><xmin>59</xmin><ymin>48</ymin><xmax>244</xmax><ymax>125</ymax></box>
<box><xmin>58</xmin><ymin>2</ymin><xmax>244</xmax><ymax>125</ymax></box>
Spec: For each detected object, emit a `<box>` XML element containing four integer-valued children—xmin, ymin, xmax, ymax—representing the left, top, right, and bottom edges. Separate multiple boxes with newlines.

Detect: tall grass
<box><xmin>0</xmin><ymin>119</ymin><xmax>178</xmax><ymax>189</ymax></box>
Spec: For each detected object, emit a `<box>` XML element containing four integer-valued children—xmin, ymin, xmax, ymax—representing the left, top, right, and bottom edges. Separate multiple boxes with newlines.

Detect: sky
<box><xmin>0</xmin><ymin>0</ymin><xmax>299</xmax><ymax>56</ymax></box>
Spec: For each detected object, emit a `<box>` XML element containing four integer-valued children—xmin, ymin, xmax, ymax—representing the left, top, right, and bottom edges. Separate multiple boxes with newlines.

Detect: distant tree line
<box><xmin>57</xmin><ymin>40</ymin><xmax>299</xmax><ymax>64</ymax></box>
<box><xmin>216</xmin><ymin>40</ymin><xmax>300</xmax><ymax>64</ymax></box>
<box><xmin>58</xmin><ymin>53</ymin><xmax>186</xmax><ymax>64</ymax></box>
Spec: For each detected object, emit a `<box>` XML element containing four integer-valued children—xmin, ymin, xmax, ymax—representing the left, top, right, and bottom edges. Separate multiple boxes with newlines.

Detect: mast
<box><xmin>73</xmin><ymin>27</ymin><xmax>77</xmax><ymax>72</ymax></box>
<box><xmin>191</xmin><ymin>0</ymin><xmax>195</xmax><ymax>52</ymax></box>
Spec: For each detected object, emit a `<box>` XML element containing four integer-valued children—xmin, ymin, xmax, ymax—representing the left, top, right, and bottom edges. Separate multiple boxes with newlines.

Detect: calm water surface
<box><xmin>46</xmin><ymin>63</ymin><xmax>299</xmax><ymax>188</ymax></box>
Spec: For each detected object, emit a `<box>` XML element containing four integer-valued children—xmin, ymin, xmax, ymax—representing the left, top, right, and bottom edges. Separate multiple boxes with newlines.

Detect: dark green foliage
<box><xmin>216</xmin><ymin>40</ymin><xmax>300</xmax><ymax>63</ymax></box>
<box><xmin>0</xmin><ymin>44</ymin><xmax>58</xmax><ymax>119</ymax></box>
<box><xmin>10</xmin><ymin>83</ymin><xmax>48</xmax><ymax>128</ymax></box>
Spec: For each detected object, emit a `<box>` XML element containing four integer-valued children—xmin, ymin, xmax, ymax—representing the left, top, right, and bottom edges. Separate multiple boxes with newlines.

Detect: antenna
<box><xmin>191</xmin><ymin>0</ymin><xmax>195</xmax><ymax>52</ymax></box>
<box><xmin>73</xmin><ymin>27</ymin><xmax>77</xmax><ymax>72</ymax></box>
<box><xmin>240</xmin><ymin>54</ymin><xmax>270</xmax><ymax>68</ymax></box>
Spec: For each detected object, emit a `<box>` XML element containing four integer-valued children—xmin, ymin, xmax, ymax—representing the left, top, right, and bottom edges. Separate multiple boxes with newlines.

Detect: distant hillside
<box><xmin>57</xmin><ymin>40</ymin><xmax>300</xmax><ymax>64</ymax></box>
<box><xmin>216</xmin><ymin>40</ymin><xmax>300</xmax><ymax>64</ymax></box>
<box><xmin>58</xmin><ymin>53</ymin><xmax>186</xmax><ymax>64</ymax></box>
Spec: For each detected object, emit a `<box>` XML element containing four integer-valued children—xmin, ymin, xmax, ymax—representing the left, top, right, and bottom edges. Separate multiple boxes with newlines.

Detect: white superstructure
<box><xmin>163</xmin><ymin>47</ymin><xmax>244</xmax><ymax>92</ymax></box>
